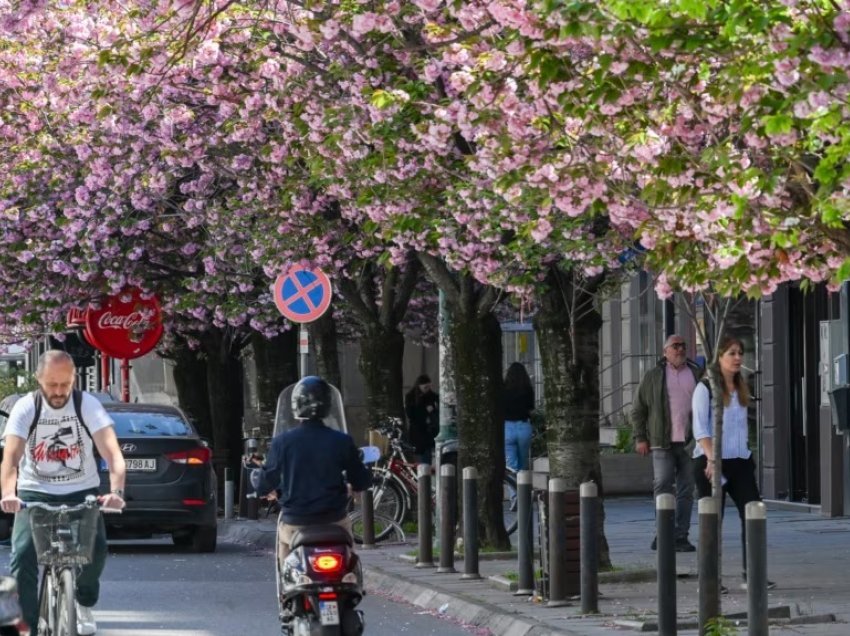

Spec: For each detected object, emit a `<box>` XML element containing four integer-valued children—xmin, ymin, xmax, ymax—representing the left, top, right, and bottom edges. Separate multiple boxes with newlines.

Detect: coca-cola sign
<box><xmin>85</xmin><ymin>288</ymin><xmax>163</xmax><ymax>359</ymax></box>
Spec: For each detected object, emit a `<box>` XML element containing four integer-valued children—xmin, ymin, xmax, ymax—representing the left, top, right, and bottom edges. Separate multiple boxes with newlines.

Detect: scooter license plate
<box><xmin>319</xmin><ymin>600</ymin><xmax>340</xmax><ymax>626</ymax></box>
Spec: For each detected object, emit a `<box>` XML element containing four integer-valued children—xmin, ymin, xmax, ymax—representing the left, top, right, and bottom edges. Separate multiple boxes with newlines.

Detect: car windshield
<box><xmin>109</xmin><ymin>411</ymin><xmax>193</xmax><ymax>437</ymax></box>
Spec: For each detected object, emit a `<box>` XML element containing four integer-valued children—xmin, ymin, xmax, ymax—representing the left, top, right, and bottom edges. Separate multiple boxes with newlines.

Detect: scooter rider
<box><xmin>255</xmin><ymin>376</ymin><xmax>371</xmax><ymax>569</ymax></box>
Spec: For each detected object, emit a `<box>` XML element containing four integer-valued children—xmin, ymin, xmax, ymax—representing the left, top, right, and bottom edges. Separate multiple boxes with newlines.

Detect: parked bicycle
<box><xmin>24</xmin><ymin>496</ymin><xmax>118</xmax><ymax>636</ymax></box>
<box><xmin>349</xmin><ymin>418</ymin><xmax>518</xmax><ymax>542</ymax></box>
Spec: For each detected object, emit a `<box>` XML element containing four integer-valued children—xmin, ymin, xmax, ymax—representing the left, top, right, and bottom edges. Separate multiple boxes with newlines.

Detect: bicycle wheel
<box><xmin>56</xmin><ymin>568</ymin><xmax>77</xmax><ymax>636</ymax></box>
<box><xmin>503</xmin><ymin>472</ymin><xmax>518</xmax><ymax>536</ymax></box>
<box><xmin>37</xmin><ymin>568</ymin><xmax>52</xmax><ymax>636</ymax></box>
<box><xmin>350</xmin><ymin>476</ymin><xmax>406</xmax><ymax>542</ymax></box>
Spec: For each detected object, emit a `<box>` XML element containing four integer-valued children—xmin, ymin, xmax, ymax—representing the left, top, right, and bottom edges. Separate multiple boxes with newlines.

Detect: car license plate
<box><xmin>319</xmin><ymin>600</ymin><xmax>339</xmax><ymax>626</ymax></box>
<box><xmin>126</xmin><ymin>458</ymin><xmax>157</xmax><ymax>472</ymax></box>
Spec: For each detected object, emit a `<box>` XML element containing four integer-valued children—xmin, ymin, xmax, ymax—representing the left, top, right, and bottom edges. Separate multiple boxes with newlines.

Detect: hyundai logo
<box><xmin>121</xmin><ymin>443</ymin><xmax>137</xmax><ymax>453</ymax></box>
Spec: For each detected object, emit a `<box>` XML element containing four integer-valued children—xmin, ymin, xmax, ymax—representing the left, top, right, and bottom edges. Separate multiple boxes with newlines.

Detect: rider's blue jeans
<box><xmin>10</xmin><ymin>488</ymin><xmax>107</xmax><ymax>631</ymax></box>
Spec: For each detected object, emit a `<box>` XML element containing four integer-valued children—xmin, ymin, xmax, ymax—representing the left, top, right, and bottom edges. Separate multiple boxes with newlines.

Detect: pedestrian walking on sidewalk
<box><xmin>632</xmin><ymin>334</ymin><xmax>702</xmax><ymax>552</ymax></box>
<box><xmin>692</xmin><ymin>335</ymin><xmax>775</xmax><ymax>590</ymax></box>
<box><xmin>404</xmin><ymin>374</ymin><xmax>439</xmax><ymax>466</ymax></box>
<box><xmin>502</xmin><ymin>362</ymin><xmax>535</xmax><ymax>475</ymax></box>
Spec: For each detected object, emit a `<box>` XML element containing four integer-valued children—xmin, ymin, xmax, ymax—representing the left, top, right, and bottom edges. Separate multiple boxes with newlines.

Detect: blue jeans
<box><xmin>505</xmin><ymin>420</ymin><xmax>532</xmax><ymax>472</ymax></box>
<box><xmin>651</xmin><ymin>444</ymin><xmax>695</xmax><ymax>541</ymax></box>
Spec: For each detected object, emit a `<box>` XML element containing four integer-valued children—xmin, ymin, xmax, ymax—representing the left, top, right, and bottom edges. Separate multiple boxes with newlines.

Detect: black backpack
<box><xmin>27</xmin><ymin>389</ymin><xmax>92</xmax><ymax>442</ymax></box>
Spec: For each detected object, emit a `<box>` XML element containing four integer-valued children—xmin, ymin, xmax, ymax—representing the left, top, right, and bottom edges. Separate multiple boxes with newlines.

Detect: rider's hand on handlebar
<box><xmin>0</xmin><ymin>495</ymin><xmax>22</xmax><ymax>514</ymax></box>
<box><xmin>97</xmin><ymin>493</ymin><xmax>126</xmax><ymax>511</ymax></box>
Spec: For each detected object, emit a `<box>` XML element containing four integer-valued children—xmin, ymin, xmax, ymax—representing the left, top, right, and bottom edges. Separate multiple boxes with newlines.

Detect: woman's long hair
<box><xmin>504</xmin><ymin>362</ymin><xmax>532</xmax><ymax>394</ymax></box>
<box><xmin>714</xmin><ymin>335</ymin><xmax>750</xmax><ymax>407</ymax></box>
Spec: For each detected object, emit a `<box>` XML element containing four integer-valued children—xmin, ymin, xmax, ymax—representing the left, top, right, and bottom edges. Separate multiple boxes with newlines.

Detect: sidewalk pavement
<box><xmin>219</xmin><ymin>497</ymin><xmax>850</xmax><ymax>635</ymax></box>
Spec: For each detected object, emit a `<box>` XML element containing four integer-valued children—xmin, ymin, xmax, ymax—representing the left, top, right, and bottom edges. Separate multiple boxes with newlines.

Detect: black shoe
<box><xmin>720</xmin><ymin>584</ymin><xmax>729</xmax><ymax>595</ymax></box>
<box><xmin>674</xmin><ymin>538</ymin><xmax>696</xmax><ymax>552</ymax></box>
<box><xmin>650</xmin><ymin>537</ymin><xmax>657</xmax><ymax>551</ymax></box>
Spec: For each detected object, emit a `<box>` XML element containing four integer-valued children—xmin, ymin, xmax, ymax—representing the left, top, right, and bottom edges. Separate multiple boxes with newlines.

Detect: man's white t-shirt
<box><xmin>2</xmin><ymin>392</ymin><xmax>114</xmax><ymax>495</ymax></box>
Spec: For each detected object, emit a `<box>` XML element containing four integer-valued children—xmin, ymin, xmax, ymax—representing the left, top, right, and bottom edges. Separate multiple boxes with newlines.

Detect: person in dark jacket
<box><xmin>503</xmin><ymin>362</ymin><xmax>535</xmax><ymax>473</ymax></box>
<box><xmin>257</xmin><ymin>376</ymin><xmax>371</xmax><ymax>565</ymax></box>
<box><xmin>631</xmin><ymin>334</ymin><xmax>702</xmax><ymax>552</ymax></box>
<box><xmin>404</xmin><ymin>374</ymin><xmax>439</xmax><ymax>465</ymax></box>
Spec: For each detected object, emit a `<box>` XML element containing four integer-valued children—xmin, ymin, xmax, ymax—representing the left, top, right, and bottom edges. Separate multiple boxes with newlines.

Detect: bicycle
<box><xmin>24</xmin><ymin>496</ymin><xmax>116</xmax><ymax>636</ymax></box>
<box><xmin>349</xmin><ymin>418</ymin><xmax>519</xmax><ymax>542</ymax></box>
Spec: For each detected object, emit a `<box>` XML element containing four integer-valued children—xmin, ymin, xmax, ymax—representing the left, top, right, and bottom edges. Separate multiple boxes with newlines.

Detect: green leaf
<box><xmin>836</xmin><ymin>258</ymin><xmax>850</xmax><ymax>283</ymax></box>
<box><xmin>762</xmin><ymin>114</ymin><xmax>793</xmax><ymax>135</ymax></box>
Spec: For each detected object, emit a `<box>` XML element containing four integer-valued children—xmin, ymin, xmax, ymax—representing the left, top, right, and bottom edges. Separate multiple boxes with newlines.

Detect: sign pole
<box><xmin>121</xmin><ymin>359</ymin><xmax>131</xmax><ymax>402</ymax></box>
<box><xmin>299</xmin><ymin>325</ymin><xmax>309</xmax><ymax>379</ymax></box>
<box><xmin>101</xmin><ymin>353</ymin><xmax>110</xmax><ymax>393</ymax></box>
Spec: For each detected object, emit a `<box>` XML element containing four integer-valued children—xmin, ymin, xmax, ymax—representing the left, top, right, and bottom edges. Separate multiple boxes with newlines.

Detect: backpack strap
<box><xmin>28</xmin><ymin>389</ymin><xmax>92</xmax><ymax>442</ymax></box>
<box><xmin>27</xmin><ymin>391</ymin><xmax>42</xmax><ymax>442</ymax></box>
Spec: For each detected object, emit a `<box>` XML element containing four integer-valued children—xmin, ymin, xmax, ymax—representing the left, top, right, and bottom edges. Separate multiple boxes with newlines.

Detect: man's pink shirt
<box><xmin>666</xmin><ymin>363</ymin><xmax>696</xmax><ymax>442</ymax></box>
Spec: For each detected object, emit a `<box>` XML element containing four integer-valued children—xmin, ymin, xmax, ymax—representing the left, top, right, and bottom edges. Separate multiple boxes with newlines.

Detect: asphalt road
<box><xmin>1</xmin><ymin>538</ymin><xmax>482</xmax><ymax>635</ymax></box>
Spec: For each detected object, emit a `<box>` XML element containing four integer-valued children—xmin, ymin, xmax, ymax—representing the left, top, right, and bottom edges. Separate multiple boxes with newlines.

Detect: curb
<box><xmin>364</xmin><ymin>564</ymin><xmax>582</xmax><ymax>636</ymax></box>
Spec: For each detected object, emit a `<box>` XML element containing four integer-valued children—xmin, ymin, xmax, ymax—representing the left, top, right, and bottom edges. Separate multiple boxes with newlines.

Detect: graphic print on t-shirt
<box><xmin>27</xmin><ymin>414</ymin><xmax>89</xmax><ymax>483</ymax></box>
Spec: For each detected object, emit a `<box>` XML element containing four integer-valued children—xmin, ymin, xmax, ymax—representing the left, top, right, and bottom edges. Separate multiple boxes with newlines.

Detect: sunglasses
<box><xmin>669</xmin><ymin>342</ymin><xmax>686</xmax><ymax>350</ymax></box>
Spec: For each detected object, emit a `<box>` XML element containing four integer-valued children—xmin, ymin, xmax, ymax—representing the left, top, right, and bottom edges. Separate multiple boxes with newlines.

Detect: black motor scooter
<box><xmin>252</xmin><ymin>381</ymin><xmax>380</xmax><ymax>635</ymax></box>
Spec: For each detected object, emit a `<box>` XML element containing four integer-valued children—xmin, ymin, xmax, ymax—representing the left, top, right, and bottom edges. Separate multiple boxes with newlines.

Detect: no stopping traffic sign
<box><xmin>273</xmin><ymin>266</ymin><xmax>332</xmax><ymax>323</ymax></box>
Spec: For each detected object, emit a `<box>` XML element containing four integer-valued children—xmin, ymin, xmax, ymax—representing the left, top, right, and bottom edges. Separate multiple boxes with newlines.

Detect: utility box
<box><xmin>830</xmin><ymin>385</ymin><xmax>850</xmax><ymax>432</ymax></box>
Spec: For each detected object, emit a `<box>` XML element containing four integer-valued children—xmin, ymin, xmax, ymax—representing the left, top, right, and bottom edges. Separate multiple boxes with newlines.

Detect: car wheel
<box><xmin>191</xmin><ymin>524</ymin><xmax>217</xmax><ymax>553</ymax></box>
<box><xmin>0</xmin><ymin>517</ymin><xmax>10</xmax><ymax>542</ymax></box>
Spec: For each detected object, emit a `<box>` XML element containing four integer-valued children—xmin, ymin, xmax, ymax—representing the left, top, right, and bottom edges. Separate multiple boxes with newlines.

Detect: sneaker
<box><xmin>740</xmin><ymin>574</ymin><xmax>776</xmax><ymax>590</ymax></box>
<box><xmin>674</xmin><ymin>538</ymin><xmax>696</xmax><ymax>552</ymax></box>
<box><xmin>720</xmin><ymin>584</ymin><xmax>729</xmax><ymax>595</ymax></box>
<box><xmin>76</xmin><ymin>603</ymin><xmax>96</xmax><ymax>636</ymax></box>
<box><xmin>650</xmin><ymin>536</ymin><xmax>657</xmax><ymax>551</ymax></box>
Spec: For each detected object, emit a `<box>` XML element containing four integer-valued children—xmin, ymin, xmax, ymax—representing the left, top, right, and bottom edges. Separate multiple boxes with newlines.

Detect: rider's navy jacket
<box><xmin>258</xmin><ymin>418</ymin><xmax>372</xmax><ymax>525</ymax></box>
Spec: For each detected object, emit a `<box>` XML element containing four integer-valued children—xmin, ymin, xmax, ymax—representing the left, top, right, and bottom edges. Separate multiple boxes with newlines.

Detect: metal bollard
<box><xmin>360</xmin><ymin>488</ymin><xmax>376</xmax><ymax>549</ymax></box>
<box><xmin>657</xmin><ymin>493</ymin><xmax>677</xmax><ymax>635</ymax></box>
<box><xmin>547</xmin><ymin>478</ymin><xmax>569</xmax><ymax>607</ymax></box>
<box><xmin>416</xmin><ymin>464</ymin><xmax>435</xmax><ymax>568</ymax></box>
<box><xmin>746</xmin><ymin>502</ymin><xmax>768</xmax><ymax>636</ymax></box>
<box><xmin>461</xmin><ymin>467</ymin><xmax>481</xmax><ymax>579</ymax></box>
<box><xmin>580</xmin><ymin>482</ymin><xmax>599</xmax><ymax>614</ymax></box>
<box><xmin>698</xmin><ymin>497</ymin><xmax>720</xmax><ymax>635</ymax></box>
<box><xmin>438</xmin><ymin>464</ymin><xmax>457</xmax><ymax>573</ymax></box>
<box><xmin>224</xmin><ymin>467</ymin><xmax>234</xmax><ymax>520</ymax></box>
<box><xmin>515</xmin><ymin>470</ymin><xmax>534</xmax><ymax>595</ymax></box>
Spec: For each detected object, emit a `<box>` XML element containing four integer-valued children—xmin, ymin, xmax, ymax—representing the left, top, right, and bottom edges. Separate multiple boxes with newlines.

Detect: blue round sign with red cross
<box><xmin>273</xmin><ymin>266</ymin><xmax>332</xmax><ymax>323</ymax></box>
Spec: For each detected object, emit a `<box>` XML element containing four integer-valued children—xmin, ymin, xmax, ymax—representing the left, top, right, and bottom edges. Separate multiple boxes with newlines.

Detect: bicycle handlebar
<box><xmin>21</xmin><ymin>495</ymin><xmax>122</xmax><ymax>514</ymax></box>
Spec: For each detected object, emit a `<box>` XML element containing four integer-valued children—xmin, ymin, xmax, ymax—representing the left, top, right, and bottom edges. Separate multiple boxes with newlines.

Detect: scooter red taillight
<box><xmin>308</xmin><ymin>553</ymin><xmax>344</xmax><ymax>574</ymax></box>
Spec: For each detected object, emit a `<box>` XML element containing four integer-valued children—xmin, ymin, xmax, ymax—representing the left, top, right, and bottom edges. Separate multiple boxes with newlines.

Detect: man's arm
<box><xmin>93</xmin><ymin>426</ymin><xmax>126</xmax><ymax>509</ymax></box>
<box><xmin>255</xmin><ymin>436</ymin><xmax>283</xmax><ymax>497</ymax></box>
<box><xmin>631</xmin><ymin>376</ymin><xmax>651</xmax><ymax>455</ymax></box>
<box><xmin>0</xmin><ymin>436</ymin><xmax>24</xmax><ymax>512</ymax></box>
<box><xmin>344</xmin><ymin>440</ymin><xmax>372</xmax><ymax>493</ymax></box>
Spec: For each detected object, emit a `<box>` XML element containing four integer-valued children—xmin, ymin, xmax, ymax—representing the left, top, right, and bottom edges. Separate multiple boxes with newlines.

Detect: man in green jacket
<box><xmin>631</xmin><ymin>334</ymin><xmax>703</xmax><ymax>552</ymax></box>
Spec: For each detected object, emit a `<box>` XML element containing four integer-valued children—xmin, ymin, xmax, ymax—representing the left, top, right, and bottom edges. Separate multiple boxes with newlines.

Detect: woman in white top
<box><xmin>692</xmin><ymin>335</ymin><xmax>773</xmax><ymax>589</ymax></box>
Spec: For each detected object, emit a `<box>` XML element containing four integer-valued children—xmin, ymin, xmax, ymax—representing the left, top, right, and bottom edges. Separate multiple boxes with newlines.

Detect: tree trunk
<box><xmin>309</xmin><ymin>309</ymin><xmax>342</xmax><ymax>390</ymax></box>
<box><xmin>358</xmin><ymin>327</ymin><xmax>406</xmax><ymax>427</ymax></box>
<box><xmin>452</xmin><ymin>307</ymin><xmax>509</xmax><ymax>549</ymax></box>
<box><xmin>534</xmin><ymin>268</ymin><xmax>611</xmax><ymax>568</ymax></box>
<box><xmin>202</xmin><ymin>328</ymin><xmax>245</xmax><ymax>489</ymax></box>
<box><xmin>170</xmin><ymin>344</ymin><xmax>213</xmax><ymax>441</ymax></box>
<box><xmin>242</xmin><ymin>330</ymin><xmax>298</xmax><ymax>438</ymax></box>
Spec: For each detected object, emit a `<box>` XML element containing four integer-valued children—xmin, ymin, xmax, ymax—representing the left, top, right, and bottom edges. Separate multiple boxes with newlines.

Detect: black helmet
<box><xmin>291</xmin><ymin>376</ymin><xmax>332</xmax><ymax>419</ymax></box>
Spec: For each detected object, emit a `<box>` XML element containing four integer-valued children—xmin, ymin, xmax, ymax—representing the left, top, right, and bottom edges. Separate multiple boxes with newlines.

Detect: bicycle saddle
<box><xmin>289</xmin><ymin>525</ymin><xmax>353</xmax><ymax>550</ymax></box>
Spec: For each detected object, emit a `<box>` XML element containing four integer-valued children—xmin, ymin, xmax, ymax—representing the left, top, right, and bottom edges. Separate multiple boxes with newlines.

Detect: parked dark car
<box><xmin>99</xmin><ymin>402</ymin><xmax>218</xmax><ymax>552</ymax></box>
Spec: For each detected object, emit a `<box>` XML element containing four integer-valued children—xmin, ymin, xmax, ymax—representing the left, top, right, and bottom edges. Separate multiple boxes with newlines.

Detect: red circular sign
<box><xmin>84</xmin><ymin>288</ymin><xmax>163</xmax><ymax>359</ymax></box>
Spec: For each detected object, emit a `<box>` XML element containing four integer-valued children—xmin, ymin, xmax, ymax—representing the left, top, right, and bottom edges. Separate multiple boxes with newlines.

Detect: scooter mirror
<box><xmin>359</xmin><ymin>446</ymin><xmax>381</xmax><ymax>465</ymax></box>
<box><xmin>249</xmin><ymin>468</ymin><xmax>262</xmax><ymax>491</ymax></box>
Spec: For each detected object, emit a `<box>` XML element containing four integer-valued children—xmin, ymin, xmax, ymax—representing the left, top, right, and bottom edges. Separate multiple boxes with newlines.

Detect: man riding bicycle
<box><xmin>0</xmin><ymin>350</ymin><xmax>126</xmax><ymax>635</ymax></box>
<box><xmin>254</xmin><ymin>376</ymin><xmax>371</xmax><ymax>568</ymax></box>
